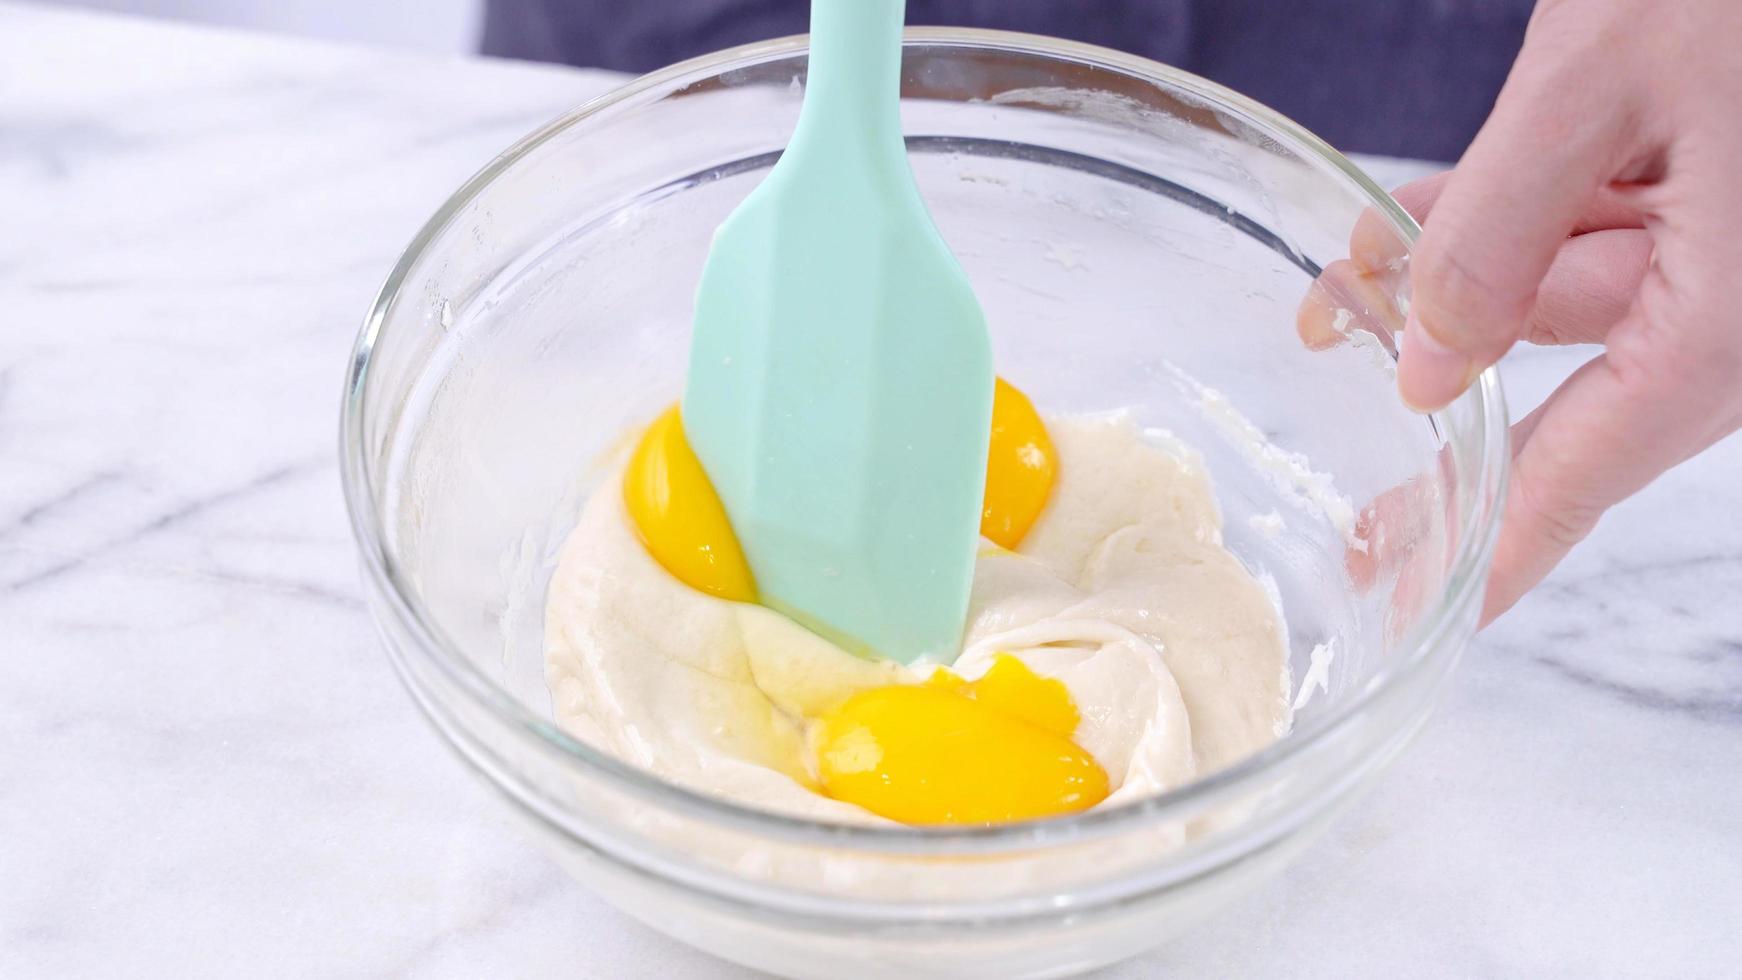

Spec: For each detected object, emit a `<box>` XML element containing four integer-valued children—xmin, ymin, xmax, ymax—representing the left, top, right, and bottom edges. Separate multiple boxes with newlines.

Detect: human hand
<box><xmin>1388</xmin><ymin>0</ymin><xmax>1741</xmax><ymax>624</ymax></box>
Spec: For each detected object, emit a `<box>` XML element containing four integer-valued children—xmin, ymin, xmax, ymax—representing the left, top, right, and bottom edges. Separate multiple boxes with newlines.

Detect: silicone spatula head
<box><xmin>681</xmin><ymin>0</ymin><xmax>993</xmax><ymax>665</ymax></box>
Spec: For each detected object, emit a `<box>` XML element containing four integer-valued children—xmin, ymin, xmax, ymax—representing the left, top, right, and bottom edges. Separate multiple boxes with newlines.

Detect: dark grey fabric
<box><xmin>482</xmin><ymin>0</ymin><xmax>1534</xmax><ymax>162</ymax></box>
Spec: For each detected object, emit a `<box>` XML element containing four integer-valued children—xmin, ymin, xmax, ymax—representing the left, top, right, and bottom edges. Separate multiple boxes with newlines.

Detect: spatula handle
<box><xmin>790</xmin><ymin>0</ymin><xmax>908</xmax><ymax>170</ymax></box>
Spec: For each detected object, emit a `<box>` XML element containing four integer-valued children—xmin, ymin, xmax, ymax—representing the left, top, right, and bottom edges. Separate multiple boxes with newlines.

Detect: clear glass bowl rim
<box><xmin>339</xmin><ymin>27</ymin><xmax>1509</xmax><ymax>854</ymax></box>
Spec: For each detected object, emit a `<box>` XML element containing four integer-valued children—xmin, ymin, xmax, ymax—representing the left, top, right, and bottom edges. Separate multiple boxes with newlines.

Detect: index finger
<box><xmin>1398</xmin><ymin>9</ymin><xmax>1639</xmax><ymax>410</ymax></box>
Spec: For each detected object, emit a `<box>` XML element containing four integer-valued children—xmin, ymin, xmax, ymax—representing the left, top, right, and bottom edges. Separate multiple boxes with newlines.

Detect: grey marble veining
<box><xmin>2</xmin><ymin>4</ymin><xmax>1737</xmax><ymax>977</ymax></box>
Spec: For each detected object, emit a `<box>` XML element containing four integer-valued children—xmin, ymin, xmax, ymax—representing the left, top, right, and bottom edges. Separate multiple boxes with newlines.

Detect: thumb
<box><xmin>1398</xmin><ymin>14</ymin><xmax>1635</xmax><ymax>411</ymax></box>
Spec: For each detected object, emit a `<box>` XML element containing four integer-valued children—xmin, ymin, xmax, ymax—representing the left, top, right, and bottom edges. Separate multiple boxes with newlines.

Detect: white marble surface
<box><xmin>3</xmin><ymin>4</ymin><xmax>1738</xmax><ymax>977</ymax></box>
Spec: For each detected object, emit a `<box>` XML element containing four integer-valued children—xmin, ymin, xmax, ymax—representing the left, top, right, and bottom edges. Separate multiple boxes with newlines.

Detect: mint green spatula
<box><xmin>681</xmin><ymin>0</ymin><xmax>993</xmax><ymax>665</ymax></box>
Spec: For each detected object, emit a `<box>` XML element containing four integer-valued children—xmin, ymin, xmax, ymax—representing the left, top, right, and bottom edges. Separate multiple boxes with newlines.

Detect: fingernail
<box><xmin>1397</xmin><ymin>315</ymin><xmax>1476</xmax><ymax>413</ymax></box>
<box><xmin>1352</xmin><ymin>241</ymin><xmax>1391</xmax><ymax>275</ymax></box>
<box><xmin>1296</xmin><ymin>279</ymin><xmax>1343</xmax><ymax>351</ymax></box>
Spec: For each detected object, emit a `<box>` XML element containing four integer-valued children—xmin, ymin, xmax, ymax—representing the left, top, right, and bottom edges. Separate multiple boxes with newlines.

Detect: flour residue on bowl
<box><xmin>1159</xmin><ymin>359</ymin><xmax>1362</xmax><ymax>551</ymax></box>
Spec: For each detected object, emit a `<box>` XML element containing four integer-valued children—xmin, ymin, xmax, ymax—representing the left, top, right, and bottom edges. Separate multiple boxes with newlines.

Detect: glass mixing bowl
<box><xmin>341</xmin><ymin>29</ymin><xmax>1507</xmax><ymax>979</ymax></box>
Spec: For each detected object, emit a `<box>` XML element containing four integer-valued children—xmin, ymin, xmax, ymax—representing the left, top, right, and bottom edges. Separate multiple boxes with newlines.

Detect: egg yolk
<box><xmin>622</xmin><ymin>405</ymin><xmax>757</xmax><ymax>602</ymax></box>
<box><xmin>813</xmin><ymin>654</ymin><xmax>1109</xmax><ymax>825</ymax></box>
<box><xmin>625</xmin><ymin>379</ymin><xmax>1056</xmax><ymax>598</ymax></box>
<box><xmin>981</xmin><ymin>378</ymin><xmax>1056</xmax><ymax>549</ymax></box>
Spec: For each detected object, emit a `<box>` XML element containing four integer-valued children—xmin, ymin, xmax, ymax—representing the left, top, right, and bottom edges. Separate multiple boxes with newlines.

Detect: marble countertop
<box><xmin>4</xmin><ymin>3</ymin><xmax>1738</xmax><ymax>976</ymax></box>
